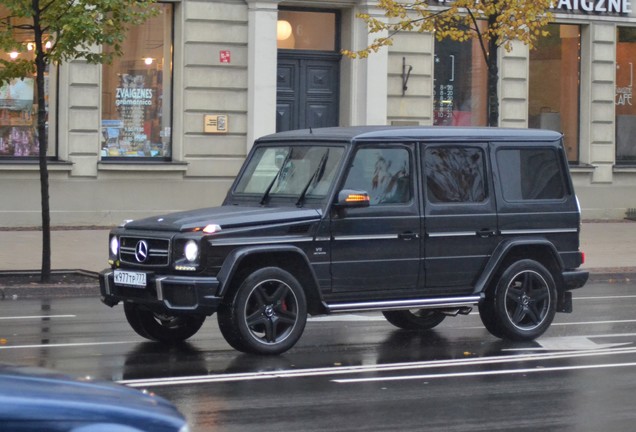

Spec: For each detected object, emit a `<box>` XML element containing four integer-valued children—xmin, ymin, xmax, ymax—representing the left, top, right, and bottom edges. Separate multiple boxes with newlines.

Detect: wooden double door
<box><xmin>276</xmin><ymin>51</ymin><xmax>340</xmax><ymax>132</ymax></box>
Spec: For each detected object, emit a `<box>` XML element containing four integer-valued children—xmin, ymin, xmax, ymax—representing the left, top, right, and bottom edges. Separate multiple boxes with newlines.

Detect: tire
<box><xmin>217</xmin><ymin>267</ymin><xmax>307</xmax><ymax>355</ymax></box>
<box><xmin>382</xmin><ymin>309</ymin><xmax>446</xmax><ymax>330</ymax></box>
<box><xmin>479</xmin><ymin>259</ymin><xmax>557</xmax><ymax>341</ymax></box>
<box><xmin>123</xmin><ymin>303</ymin><xmax>205</xmax><ymax>344</ymax></box>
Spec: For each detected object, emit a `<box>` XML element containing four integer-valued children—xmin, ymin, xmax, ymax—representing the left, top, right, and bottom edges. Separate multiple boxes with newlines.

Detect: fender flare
<box><xmin>215</xmin><ymin>244</ymin><xmax>322</xmax><ymax>299</ymax></box>
<box><xmin>472</xmin><ymin>238</ymin><xmax>564</xmax><ymax>295</ymax></box>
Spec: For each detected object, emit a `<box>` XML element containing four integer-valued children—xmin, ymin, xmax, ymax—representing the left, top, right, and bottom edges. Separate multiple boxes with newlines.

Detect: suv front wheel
<box><xmin>479</xmin><ymin>259</ymin><xmax>557</xmax><ymax>341</ymax></box>
<box><xmin>217</xmin><ymin>267</ymin><xmax>307</xmax><ymax>355</ymax></box>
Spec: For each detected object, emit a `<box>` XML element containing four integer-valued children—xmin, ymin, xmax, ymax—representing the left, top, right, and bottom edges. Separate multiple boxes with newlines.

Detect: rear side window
<box><xmin>425</xmin><ymin>146</ymin><xmax>487</xmax><ymax>203</ymax></box>
<box><xmin>496</xmin><ymin>148</ymin><xmax>566</xmax><ymax>201</ymax></box>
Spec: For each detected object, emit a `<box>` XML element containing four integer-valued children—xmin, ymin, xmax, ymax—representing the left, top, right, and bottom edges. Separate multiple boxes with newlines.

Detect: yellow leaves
<box><xmin>347</xmin><ymin>0</ymin><xmax>554</xmax><ymax>59</ymax></box>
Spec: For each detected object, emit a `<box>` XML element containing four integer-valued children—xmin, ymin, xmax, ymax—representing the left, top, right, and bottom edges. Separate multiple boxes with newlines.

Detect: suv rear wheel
<box><xmin>479</xmin><ymin>259</ymin><xmax>556</xmax><ymax>341</ymax></box>
<box><xmin>382</xmin><ymin>309</ymin><xmax>446</xmax><ymax>330</ymax></box>
<box><xmin>217</xmin><ymin>267</ymin><xmax>307</xmax><ymax>355</ymax></box>
<box><xmin>123</xmin><ymin>303</ymin><xmax>205</xmax><ymax>343</ymax></box>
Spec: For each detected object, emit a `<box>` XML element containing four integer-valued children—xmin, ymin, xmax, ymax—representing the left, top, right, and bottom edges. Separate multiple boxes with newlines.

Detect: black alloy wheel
<box><xmin>479</xmin><ymin>259</ymin><xmax>556</xmax><ymax>341</ymax></box>
<box><xmin>217</xmin><ymin>267</ymin><xmax>307</xmax><ymax>355</ymax></box>
<box><xmin>123</xmin><ymin>303</ymin><xmax>205</xmax><ymax>344</ymax></box>
<box><xmin>382</xmin><ymin>309</ymin><xmax>446</xmax><ymax>330</ymax></box>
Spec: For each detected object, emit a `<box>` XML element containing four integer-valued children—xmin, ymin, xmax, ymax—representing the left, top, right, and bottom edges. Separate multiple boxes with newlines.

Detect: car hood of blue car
<box><xmin>0</xmin><ymin>364</ymin><xmax>185</xmax><ymax>430</ymax></box>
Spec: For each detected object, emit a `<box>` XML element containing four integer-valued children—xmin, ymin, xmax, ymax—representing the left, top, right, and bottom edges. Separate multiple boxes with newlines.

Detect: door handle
<box><xmin>398</xmin><ymin>232</ymin><xmax>419</xmax><ymax>240</ymax></box>
<box><xmin>477</xmin><ymin>229</ymin><xmax>496</xmax><ymax>238</ymax></box>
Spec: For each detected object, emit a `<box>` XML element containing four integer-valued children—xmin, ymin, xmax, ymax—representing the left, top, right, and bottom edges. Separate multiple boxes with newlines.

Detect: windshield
<box><xmin>233</xmin><ymin>145</ymin><xmax>345</xmax><ymax>205</ymax></box>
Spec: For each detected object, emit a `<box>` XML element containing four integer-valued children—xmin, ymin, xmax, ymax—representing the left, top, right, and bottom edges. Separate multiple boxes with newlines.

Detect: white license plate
<box><xmin>114</xmin><ymin>270</ymin><xmax>147</xmax><ymax>288</ymax></box>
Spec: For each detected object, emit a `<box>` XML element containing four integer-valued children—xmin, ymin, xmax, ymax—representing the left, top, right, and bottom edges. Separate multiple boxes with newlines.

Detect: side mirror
<box><xmin>335</xmin><ymin>189</ymin><xmax>370</xmax><ymax>208</ymax></box>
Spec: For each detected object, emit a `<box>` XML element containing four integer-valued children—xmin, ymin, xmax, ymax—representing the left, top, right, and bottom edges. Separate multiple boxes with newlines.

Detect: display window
<box><xmin>528</xmin><ymin>24</ymin><xmax>580</xmax><ymax>163</ymax></box>
<box><xmin>101</xmin><ymin>3</ymin><xmax>173</xmax><ymax>160</ymax></box>
<box><xmin>616</xmin><ymin>27</ymin><xmax>636</xmax><ymax>164</ymax></box>
<box><xmin>0</xmin><ymin>5</ymin><xmax>53</xmax><ymax>159</ymax></box>
<box><xmin>433</xmin><ymin>22</ymin><xmax>488</xmax><ymax>127</ymax></box>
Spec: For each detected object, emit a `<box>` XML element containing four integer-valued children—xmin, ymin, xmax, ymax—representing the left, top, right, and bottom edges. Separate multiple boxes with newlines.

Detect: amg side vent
<box><xmin>288</xmin><ymin>224</ymin><xmax>310</xmax><ymax>234</ymax></box>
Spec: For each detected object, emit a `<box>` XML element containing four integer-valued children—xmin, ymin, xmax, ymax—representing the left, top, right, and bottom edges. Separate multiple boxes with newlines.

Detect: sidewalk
<box><xmin>0</xmin><ymin>221</ymin><xmax>634</xmax><ymax>297</ymax></box>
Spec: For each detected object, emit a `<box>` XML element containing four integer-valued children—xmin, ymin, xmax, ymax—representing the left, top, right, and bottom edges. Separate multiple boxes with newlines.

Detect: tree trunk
<box><xmin>486</xmin><ymin>15</ymin><xmax>499</xmax><ymax>127</ymax></box>
<box><xmin>33</xmin><ymin>0</ymin><xmax>51</xmax><ymax>283</ymax></box>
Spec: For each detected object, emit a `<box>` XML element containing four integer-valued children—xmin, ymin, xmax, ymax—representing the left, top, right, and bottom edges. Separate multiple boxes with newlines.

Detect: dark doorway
<box><xmin>276</xmin><ymin>52</ymin><xmax>340</xmax><ymax>132</ymax></box>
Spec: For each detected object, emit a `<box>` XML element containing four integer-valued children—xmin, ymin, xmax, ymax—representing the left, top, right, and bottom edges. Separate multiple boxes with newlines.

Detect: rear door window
<box><xmin>424</xmin><ymin>146</ymin><xmax>487</xmax><ymax>204</ymax></box>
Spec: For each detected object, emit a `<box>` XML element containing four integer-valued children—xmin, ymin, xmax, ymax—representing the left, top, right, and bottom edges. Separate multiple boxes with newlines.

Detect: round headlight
<box><xmin>110</xmin><ymin>236</ymin><xmax>119</xmax><ymax>257</ymax></box>
<box><xmin>184</xmin><ymin>240</ymin><xmax>199</xmax><ymax>262</ymax></box>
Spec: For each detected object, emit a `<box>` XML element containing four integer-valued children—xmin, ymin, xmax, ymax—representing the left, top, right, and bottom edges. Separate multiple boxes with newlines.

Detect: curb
<box><xmin>0</xmin><ymin>269</ymin><xmax>100</xmax><ymax>300</ymax></box>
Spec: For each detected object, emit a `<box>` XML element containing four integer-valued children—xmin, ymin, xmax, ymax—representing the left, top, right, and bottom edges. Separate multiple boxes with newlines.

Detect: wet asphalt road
<box><xmin>2</xmin><ymin>280</ymin><xmax>636</xmax><ymax>431</ymax></box>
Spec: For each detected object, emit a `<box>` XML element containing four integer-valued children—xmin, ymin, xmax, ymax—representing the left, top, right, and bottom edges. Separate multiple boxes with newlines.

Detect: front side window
<box><xmin>0</xmin><ymin>4</ymin><xmax>54</xmax><ymax>159</ymax></box>
<box><xmin>425</xmin><ymin>146</ymin><xmax>486</xmax><ymax>203</ymax></box>
<box><xmin>497</xmin><ymin>148</ymin><xmax>566</xmax><ymax>201</ymax></box>
<box><xmin>342</xmin><ymin>147</ymin><xmax>412</xmax><ymax>205</ymax></box>
<box><xmin>528</xmin><ymin>23</ymin><xmax>580</xmax><ymax>163</ymax></box>
<box><xmin>616</xmin><ymin>27</ymin><xmax>636</xmax><ymax>164</ymax></box>
<box><xmin>101</xmin><ymin>3</ymin><xmax>173</xmax><ymax>159</ymax></box>
<box><xmin>234</xmin><ymin>145</ymin><xmax>344</xmax><ymax>203</ymax></box>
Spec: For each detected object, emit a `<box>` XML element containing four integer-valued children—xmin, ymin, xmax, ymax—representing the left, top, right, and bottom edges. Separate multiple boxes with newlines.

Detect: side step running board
<box><xmin>325</xmin><ymin>295</ymin><xmax>482</xmax><ymax>314</ymax></box>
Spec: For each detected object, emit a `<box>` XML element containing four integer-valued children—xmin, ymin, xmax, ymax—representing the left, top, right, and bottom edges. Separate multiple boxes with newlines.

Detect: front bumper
<box><xmin>99</xmin><ymin>269</ymin><xmax>222</xmax><ymax>315</ymax></box>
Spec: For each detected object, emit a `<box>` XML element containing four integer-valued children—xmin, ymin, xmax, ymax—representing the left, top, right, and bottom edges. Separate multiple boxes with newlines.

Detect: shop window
<box><xmin>528</xmin><ymin>24</ymin><xmax>580</xmax><ymax>163</ymax></box>
<box><xmin>101</xmin><ymin>3</ymin><xmax>173</xmax><ymax>160</ymax></box>
<box><xmin>616</xmin><ymin>27</ymin><xmax>636</xmax><ymax>164</ymax></box>
<box><xmin>277</xmin><ymin>10</ymin><xmax>337</xmax><ymax>51</ymax></box>
<box><xmin>433</xmin><ymin>23</ymin><xmax>488</xmax><ymax>127</ymax></box>
<box><xmin>0</xmin><ymin>5</ymin><xmax>55</xmax><ymax>159</ymax></box>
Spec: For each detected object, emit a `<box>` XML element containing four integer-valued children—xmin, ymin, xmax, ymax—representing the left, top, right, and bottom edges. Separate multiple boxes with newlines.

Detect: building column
<box><xmin>341</xmin><ymin>1</ymin><xmax>388</xmax><ymax>125</ymax></box>
<box><xmin>581</xmin><ymin>23</ymin><xmax>616</xmax><ymax>183</ymax></box>
<box><xmin>246</xmin><ymin>0</ymin><xmax>280</xmax><ymax>151</ymax></box>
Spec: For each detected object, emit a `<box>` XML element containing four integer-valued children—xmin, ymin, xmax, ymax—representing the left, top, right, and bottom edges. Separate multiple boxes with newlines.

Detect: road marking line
<box><xmin>575</xmin><ymin>295</ymin><xmax>636</xmax><ymax>300</ymax></box>
<box><xmin>120</xmin><ymin>346</ymin><xmax>636</xmax><ymax>388</ymax></box>
<box><xmin>553</xmin><ymin>319</ymin><xmax>636</xmax><ymax>326</ymax></box>
<box><xmin>0</xmin><ymin>341</ymin><xmax>137</xmax><ymax>350</ymax></box>
<box><xmin>332</xmin><ymin>361</ymin><xmax>636</xmax><ymax>384</ymax></box>
<box><xmin>0</xmin><ymin>315</ymin><xmax>76</xmax><ymax>320</ymax></box>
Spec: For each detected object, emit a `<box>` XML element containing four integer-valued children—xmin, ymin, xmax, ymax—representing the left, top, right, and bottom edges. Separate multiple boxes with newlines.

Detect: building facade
<box><xmin>1</xmin><ymin>0</ymin><xmax>635</xmax><ymax>227</ymax></box>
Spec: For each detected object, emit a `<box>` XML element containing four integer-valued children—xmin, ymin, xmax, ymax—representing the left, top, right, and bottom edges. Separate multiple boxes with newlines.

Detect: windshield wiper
<box><xmin>260</xmin><ymin>148</ymin><xmax>293</xmax><ymax>205</ymax></box>
<box><xmin>296</xmin><ymin>149</ymin><xmax>329</xmax><ymax>208</ymax></box>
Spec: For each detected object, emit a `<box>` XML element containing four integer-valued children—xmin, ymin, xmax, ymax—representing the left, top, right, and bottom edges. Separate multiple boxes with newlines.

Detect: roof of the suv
<box><xmin>257</xmin><ymin>126</ymin><xmax>563</xmax><ymax>143</ymax></box>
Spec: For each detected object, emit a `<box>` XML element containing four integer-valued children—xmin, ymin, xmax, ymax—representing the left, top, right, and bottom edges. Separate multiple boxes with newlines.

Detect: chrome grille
<box><xmin>120</xmin><ymin>236</ymin><xmax>170</xmax><ymax>266</ymax></box>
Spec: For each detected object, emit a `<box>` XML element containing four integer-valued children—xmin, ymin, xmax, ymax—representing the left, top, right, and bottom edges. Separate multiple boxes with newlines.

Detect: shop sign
<box><xmin>431</xmin><ymin>0</ymin><xmax>632</xmax><ymax>15</ymax></box>
<box><xmin>552</xmin><ymin>0</ymin><xmax>632</xmax><ymax>14</ymax></box>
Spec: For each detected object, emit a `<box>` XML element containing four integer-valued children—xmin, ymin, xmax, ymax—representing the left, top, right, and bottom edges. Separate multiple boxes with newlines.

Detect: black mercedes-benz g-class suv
<box><xmin>100</xmin><ymin>126</ymin><xmax>588</xmax><ymax>354</ymax></box>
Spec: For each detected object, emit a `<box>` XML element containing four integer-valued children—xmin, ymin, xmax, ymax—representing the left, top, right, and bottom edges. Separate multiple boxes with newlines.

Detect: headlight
<box><xmin>110</xmin><ymin>236</ymin><xmax>119</xmax><ymax>256</ymax></box>
<box><xmin>184</xmin><ymin>240</ymin><xmax>199</xmax><ymax>262</ymax></box>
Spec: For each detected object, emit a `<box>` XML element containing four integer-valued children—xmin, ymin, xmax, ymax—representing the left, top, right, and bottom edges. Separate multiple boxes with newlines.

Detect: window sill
<box><xmin>568</xmin><ymin>164</ymin><xmax>595</xmax><ymax>173</ymax></box>
<box><xmin>97</xmin><ymin>161</ymin><xmax>188</xmax><ymax>172</ymax></box>
<box><xmin>0</xmin><ymin>160</ymin><xmax>73</xmax><ymax>172</ymax></box>
<box><xmin>613</xmin><ymin>165</ymin><xmax>636</xmax><ymax>173</ymax></box>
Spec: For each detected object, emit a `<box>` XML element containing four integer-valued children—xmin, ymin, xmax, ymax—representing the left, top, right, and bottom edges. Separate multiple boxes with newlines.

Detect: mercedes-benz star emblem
<box><xmin>135</xmin><ymin>240</ymin><xmax>149</xmax><ymax>263</ymax></box>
